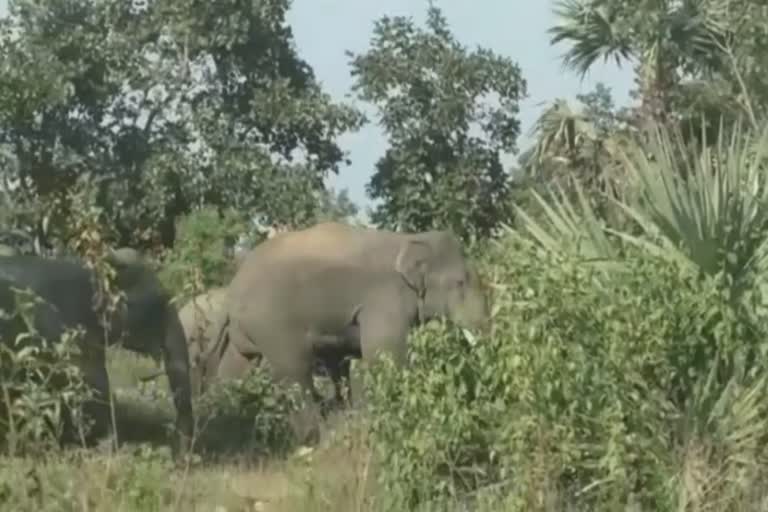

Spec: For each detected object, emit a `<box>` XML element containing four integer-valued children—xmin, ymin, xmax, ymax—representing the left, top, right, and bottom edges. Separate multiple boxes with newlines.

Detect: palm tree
<box><xmin>548</xmin><ymin>0</ymin><xmax>728</xmax><ymax>126</ymax></box>
<box><xmin>524</xmin><ymin>88</ymin><xmax>637</xmax><ymax>231</ymax></box>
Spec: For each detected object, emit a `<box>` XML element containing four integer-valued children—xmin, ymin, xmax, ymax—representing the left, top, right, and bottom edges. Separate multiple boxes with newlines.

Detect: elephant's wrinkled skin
<box><xmin>176</xmin><ymin>287</ymin><xmax>228</xmax><ymax>396</ymax></box>
<box><xmin>0</xmin><ymin>249</ymin><xmax>194</xmax><ymax>456</ymax></box>
<box><xmin>140</xmin><ymin>285</ymin><xmax>354</xmax><ymax>408</ymax></box>
<box><xmin>205</xmin><ymin>222</ymin><xmax>489</xmax><ymax>441</ymax></box>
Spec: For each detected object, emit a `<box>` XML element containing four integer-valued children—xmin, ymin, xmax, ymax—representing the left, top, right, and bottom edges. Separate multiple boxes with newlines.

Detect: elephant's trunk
<box><xmin>161</xmin><ymin>305</ymin><xmax>195</xmax><ymax>457</ymax></box>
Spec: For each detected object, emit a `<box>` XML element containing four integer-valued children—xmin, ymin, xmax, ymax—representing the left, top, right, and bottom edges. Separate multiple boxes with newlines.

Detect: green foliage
<box><xmin>549</xmin><ymin>0</ymin><xmax>727</xmax><ymax>122</ymax></box>
<box><xmin>349</xmin><ymin>5</ymin><xmax>527</xmax><ymax>242</ymax></box>
<box><xmin>519</xmin><ymin>118</ymin><xmax>768</xmax><ymax>315</ymax></box>
<box><xmin>98</xmin><ymin>446</ymin><xmax>178</xmax><ymax>510</ymax></box>
<box><xmin>158</xmin><ymin>207</ymin><xmax>247</xmax><ymax>299</ymax></box>
<box><xmin>524</xmin><ymin>83</ymin><xmax>637</xmax><ymax>230</ymax></box>
<box><xmin>363</xmin><ymin>236</ymin><xmax>768</xmax><ymax>510</ymax></box>
<box><xmin>0</xmin><ymin>0</ymin><xmax>364</xmax><ymax>251</ymax></box>
<box><xmin>0</xmin><ymin>447</ymin><xmax>185</xmax><ymax>511</ymax></box>
<box><xmin>614</xmin><ymin>120</ymin><xmax>768</xmax><ymax>306</ymax></box>
<box><xmin>315</xmin><ymin>187</ymin><xmax>360</xmax><ymax>223</ymax></box>
<box><xmin>548</xmin><ymin>0</ymin><xmax>768</xmax><ymax>131</ymax></box>
<box><xmin>194</xmin><ymin>361</ymin><xmax>303</xmax><ymax>458</ymax></box>
<box><xmin>0</xmin><ymin>288</ymin><xmax>93</xmax><ymax>457</ymax></box>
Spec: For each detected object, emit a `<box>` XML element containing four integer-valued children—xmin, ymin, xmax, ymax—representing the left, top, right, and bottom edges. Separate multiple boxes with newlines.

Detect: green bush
<box><xmin>193</xmin><ymin>361</ymin><xmax>303</xmax><ymax>458</ymax></box>
<box><xmin>364</xmin><ymin>235</ymin><xmax>768</xmax><ymax>510</ymax></box>
<box><xmin>0</xmin><ymin>288</ymin><xmax>94</xmax><ymax>456</ymax></box>
<box><xmin>158</xmin><ymin>207</ymin><xmax>250</xmax><ymax>299</ymax></box>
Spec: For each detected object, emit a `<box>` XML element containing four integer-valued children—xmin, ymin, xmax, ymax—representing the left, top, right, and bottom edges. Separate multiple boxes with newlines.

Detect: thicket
<box><xmin>360</xmin><ymin>120</ymin><xmax>768</xmax><ymax>510</ymax></box>
<box><xmin>365</xmin><ymin>242</ymin><xmax>768</xmax><ymax>510</ymax></box>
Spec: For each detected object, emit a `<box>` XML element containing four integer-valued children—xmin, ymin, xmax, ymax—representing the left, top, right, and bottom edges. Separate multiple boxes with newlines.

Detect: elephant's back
<box><xmin>231</xmin><ymin>222</ymin><xmax>406</xmax><ymax>290</ymax></box>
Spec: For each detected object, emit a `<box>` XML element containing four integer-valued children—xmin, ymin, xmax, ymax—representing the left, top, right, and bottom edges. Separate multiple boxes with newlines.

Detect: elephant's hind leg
<box><xmin>216</xmin><ymin>325</ymin><xmax>324</xmax><ymax>446</ymax></box>
<box><xmin>214</xmin><ymin>341</ymin><xmax>256</xmax><ymax>382</ymax></box>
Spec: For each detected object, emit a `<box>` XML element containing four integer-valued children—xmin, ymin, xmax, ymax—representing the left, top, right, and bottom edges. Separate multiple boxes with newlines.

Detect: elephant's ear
<box><xmin>395</xmin><ymin>240</ymin><xmax>432</xmax><ymax>292</ymax></box>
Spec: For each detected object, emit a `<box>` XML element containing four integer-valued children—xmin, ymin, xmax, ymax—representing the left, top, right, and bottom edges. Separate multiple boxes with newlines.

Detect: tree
<box><xmin>315</xmin><ymin>187</ymin><xmax>359</xmax><ymax>223</ymax></box>
<box><xmin>548</xmin><ymin>0</ymin><xmax>768</xmax><ymax>133</ymax></box>
<box><xmin>0</xmin><ymin>0</ymin><xmax>364</xmax><ymax>251</ymax></box>
<box><xmin>526</xmin><ymin>84</ymin><xmax>630</xmax><ymax>182</ymax></box>
<box><xmin>524</xmin><ymin>83</ymin><xmax>635</xmax><ymax>229</ymax></box>
<box><xmin>348</xmin><ymin>5</ymin><xmax>527</xmax><ymax>242</ymax></box>
<box><xmin>548</xmin><ymin>0</ymin><xmax>728</xmax><ymax>126</ymax></box>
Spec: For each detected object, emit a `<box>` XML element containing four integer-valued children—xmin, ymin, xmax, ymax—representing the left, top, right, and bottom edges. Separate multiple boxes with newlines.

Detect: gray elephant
<box><xmin>178</xmin><ymin>287</ymin><xmax>228</xmax><ymax>396</ymax></box>
<box><xmin>137</xmin><ymin>287</ymin><xmax>228</xmax><ymax>397</ymax></box>
<box><xmin>140</xmin><ymin>286</ymin><xmax>357</xmax><ymax>408</ymax></box>
<box><xmin>203</xmin><ymin>222</ymin><xmax>489</xmax><ymax>442</ymax></box>
<box><xmin>0</xmin><ymin>248</ymin><xmax>194</xmax><ymax>456</ymax></box>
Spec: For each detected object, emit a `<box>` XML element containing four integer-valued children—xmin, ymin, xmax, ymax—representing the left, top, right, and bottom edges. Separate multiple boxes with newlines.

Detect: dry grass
<box><xmin>0</xmin><ymin>346</ymin><xmax>380</xmax><ymax>511</ymax></box>
<box><xmin>1</xmin><ymin>347</ymin><xmax>378</xmax><ymax>511</ymax></box>
<box><xmin>6</xmin><ymin>348</ymin><xmax>768</xmax><ymax>511</ymax></box>
<box><xmin>0</xmin><ymin>425</ymin><xmax>375</xmax><ymax>512</ymax></box>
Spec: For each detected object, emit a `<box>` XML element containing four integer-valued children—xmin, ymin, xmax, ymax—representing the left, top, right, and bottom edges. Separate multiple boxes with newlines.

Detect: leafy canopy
<box><xmin>0</xmin><ymin>0</ymin><xmax>364</xmax><ymax>252</ymax></box>
<box><xmin>348</xmin><ymin>5</ymin><xmax>527</xmax><ymax>242</ymax></box>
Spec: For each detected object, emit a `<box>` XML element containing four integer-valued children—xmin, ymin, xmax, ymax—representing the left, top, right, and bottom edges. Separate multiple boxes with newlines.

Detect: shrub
<box><xmin>193</xmin><ymin>360</ymin><xmax>303</xmax><ymax>458</ymax></box>
<box><xmin>363</xmin><ymin>235</ymin><xmax>768</xmax><ymax>510</ymax></box>
<box><xmin>0</xmin><ymin>288</ymin><xmax>94</xmax><ymax>456</ymax></box>
<box><xmin>158</xmin><ymin>207</ymin><xmax>249</xmax><ymax>299</ymax></box>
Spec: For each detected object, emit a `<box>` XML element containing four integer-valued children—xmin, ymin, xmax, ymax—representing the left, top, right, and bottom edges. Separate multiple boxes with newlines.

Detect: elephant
<box><xmin>144</xmin><ymin>286</ymin><xmax>354</xmax><ymax>407</ymax></box>
<box><xmin>0</xmin><ymin>248</ymin><xmax>194</xmax><ymax>456</ymax></box>
<box><xmin>175</xmin><ymin>287</ymin><xmax>228</xmax><ymax>397</ymax></box>
<box><xmin>203</xmin><ymin>222</ymin><xmax>490</xmax><ymax>442</ymax></box>
<box><xmin>138</xmin><ymin>290</ymin><xmax>224</xmax><ymax>394</ymax></box>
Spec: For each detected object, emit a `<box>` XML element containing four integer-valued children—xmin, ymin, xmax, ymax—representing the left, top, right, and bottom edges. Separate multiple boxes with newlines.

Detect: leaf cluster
<box><xmin>349</xmin><ymin>6</ymin><xmax>527</xmax><ymax>242</ymax></box>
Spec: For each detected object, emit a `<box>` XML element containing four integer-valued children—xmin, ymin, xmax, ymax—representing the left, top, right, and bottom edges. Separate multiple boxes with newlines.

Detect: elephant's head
<box><xmin>105</xmin><ymin>247</ymin><xmax>195</xmax><ymax>456</ymax></box>
<box><xmin>395</xmin><ymin>231</ymin><xmax>489</xmax><ymax>331</ymax></box>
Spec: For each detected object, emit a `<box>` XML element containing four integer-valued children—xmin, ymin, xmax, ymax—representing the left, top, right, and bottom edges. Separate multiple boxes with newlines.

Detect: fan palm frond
<box><xmin>549</xmin><ymin>0</ymin><xmax>634</xmax><ymax>77</ymax></box>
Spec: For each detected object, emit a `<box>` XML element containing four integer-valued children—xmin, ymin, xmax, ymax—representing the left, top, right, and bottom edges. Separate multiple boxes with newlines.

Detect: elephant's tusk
<box><xmin>461</xmin><ymin>328</ymin><xmax>478</xmax><ymax>347</ymax></box>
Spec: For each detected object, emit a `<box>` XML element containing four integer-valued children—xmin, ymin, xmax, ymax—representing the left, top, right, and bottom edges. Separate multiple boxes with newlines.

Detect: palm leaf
<box><xmin>549</xmin><ymin>0</ymin><xmax>633</xmax><ymax>77</ymax></box>
<box><xmin>510</xmin><ymin>178</ymin><xmax>622</xmax><ymax>268</ymax></box>
<box><xmin>608</xmin><ymin>118</ymin><xmax>768</xmax><ymax>303</ymax></box>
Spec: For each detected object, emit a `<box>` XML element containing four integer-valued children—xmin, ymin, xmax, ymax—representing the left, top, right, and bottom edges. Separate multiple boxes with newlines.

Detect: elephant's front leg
<box><xmin>227</xmin><ymin>324</ymin><xmax>324</xmax><ymax>445</ymax></box>
<box><xmin>267</xmin><ymin>345</ymin><xmax>325</xmax><ymax>445</ymax></box>
<box><xmin>317</xmin><ymin>350</ymin><xmax>352</xmax><ymax>413</ymax></box>
<box><xmin>350</xmin><ymin>307</ymin><xmax>411</xmax><ymax>407</ymax></box>
<box><xmin>74</xmin><ymin>343</ymin><xmax>116</xmax><ymax>448</ymax></box>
